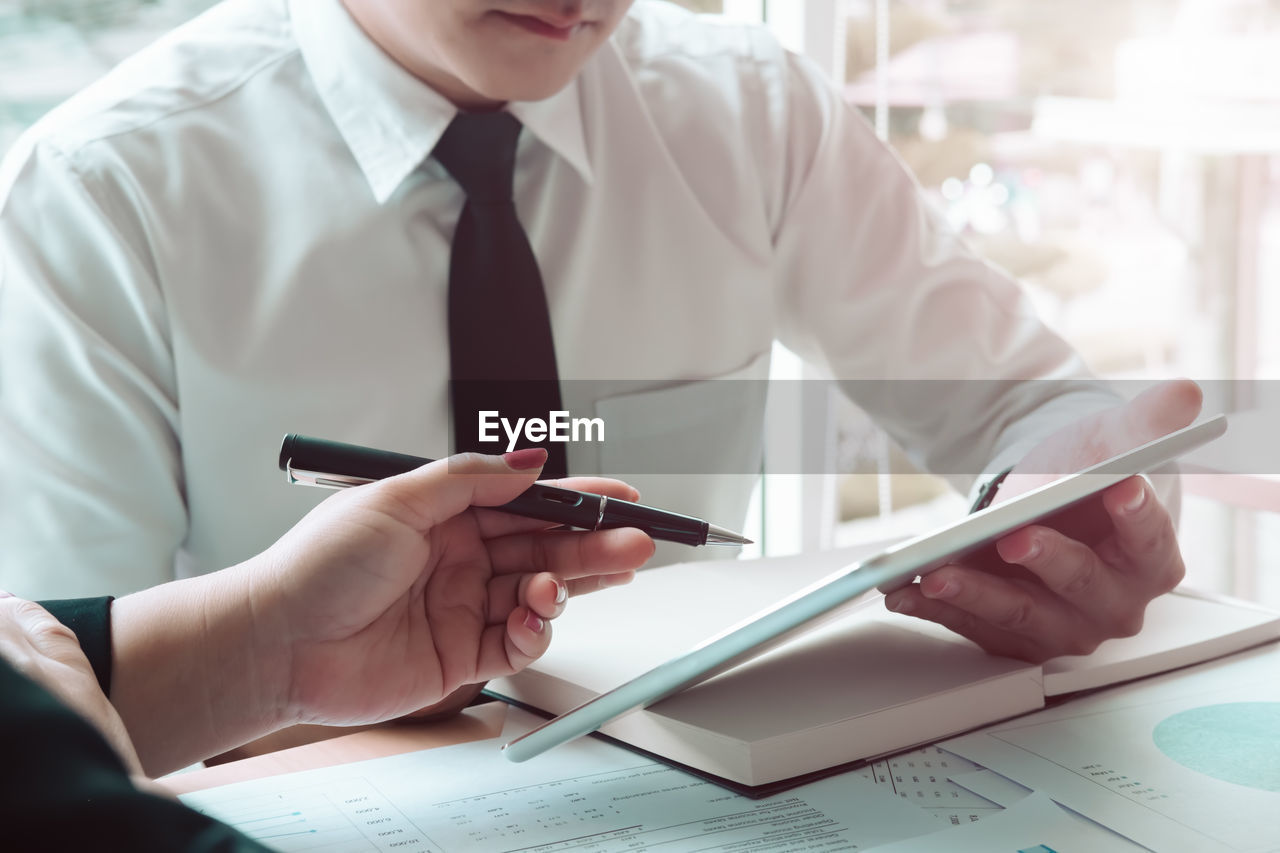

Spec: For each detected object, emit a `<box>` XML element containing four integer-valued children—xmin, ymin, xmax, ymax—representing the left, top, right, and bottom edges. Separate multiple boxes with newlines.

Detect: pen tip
<box><xmin>705</xmin><ymin>524</ymin><xmax>752</xmax><ymax>546</ymax></box>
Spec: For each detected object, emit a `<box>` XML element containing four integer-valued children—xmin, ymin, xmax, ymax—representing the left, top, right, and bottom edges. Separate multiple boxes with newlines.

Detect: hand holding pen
<box><xmin>279</xmin><ymin>434</ymin><xmax>752</xmax><ymax>547</ymax></box>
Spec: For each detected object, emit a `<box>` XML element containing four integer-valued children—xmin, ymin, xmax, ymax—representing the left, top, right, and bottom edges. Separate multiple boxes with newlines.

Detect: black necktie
<box><xmin>434</xmin><ymin>111</ymin><xmax>568</xmax><ymax>478</ymax></box>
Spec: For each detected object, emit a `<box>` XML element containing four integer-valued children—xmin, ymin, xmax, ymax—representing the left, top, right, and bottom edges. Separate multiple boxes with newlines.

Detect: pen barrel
<box><xmin>502</xmin><ymin>486</ymin><xmax>609</xmax><ymax>529</ymax></box>
<box><xmin>280</xmin><ymin>435</ymin><xmax>711</xmax><ymax>545</ymax></box>
<box><xmin>280</xmin><ymin>434</ymin><xmax>427</xmax><ymax>480</ymax></box>
<box><xmin>596</xmin><ymin>500</ymin><xmax>708</xmax><ymax>546</ymax></box>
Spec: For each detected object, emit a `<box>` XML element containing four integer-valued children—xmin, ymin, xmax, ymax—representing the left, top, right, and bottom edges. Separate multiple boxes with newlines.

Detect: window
<box><xmin>825</xmin><ymin>0</ymin><xmax>1280</xmax><ymax>605</ymax></box>
<box><xmin>0</xmin><ymin>0</ymin><xmax>215</xmax><ymax>151</ymax></box>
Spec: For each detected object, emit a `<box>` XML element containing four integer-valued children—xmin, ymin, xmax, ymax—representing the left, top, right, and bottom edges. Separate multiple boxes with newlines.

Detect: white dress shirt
<box><xmin>0</xmin><ymin>0</ymin><xmax>1113</xmax><ymax>598</ymax></box>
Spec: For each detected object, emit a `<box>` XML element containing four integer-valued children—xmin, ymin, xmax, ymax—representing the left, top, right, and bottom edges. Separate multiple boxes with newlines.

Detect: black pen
<box><xmin>278</xmin><ymin>434</ymin><xmax>752</xmax><ymax>547</ymax></box>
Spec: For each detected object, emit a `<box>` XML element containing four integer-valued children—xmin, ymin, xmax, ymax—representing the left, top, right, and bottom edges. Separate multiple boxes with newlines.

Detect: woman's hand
<box><xmin>109</xmin><ymin>448</ymin><xmax>653</xmax><ymax>775</ymax></box>
<box><xmin>249</xmin><ymin>448</ymin><xmax>655</xmax><ymax>727</ymax></box>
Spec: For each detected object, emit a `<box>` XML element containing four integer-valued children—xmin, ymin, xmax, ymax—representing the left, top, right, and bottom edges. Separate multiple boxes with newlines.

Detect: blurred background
<box><xmin>2</xmin><ymin>0</ymin><xmax>1277</xmax><ymax>605</ymax></box>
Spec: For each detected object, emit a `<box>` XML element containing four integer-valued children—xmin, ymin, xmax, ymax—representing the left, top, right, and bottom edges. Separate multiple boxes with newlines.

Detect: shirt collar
<box><xmin>289</xmin><ymin>0</ymin><xmax>593</xmax><ymax>204</ymax></box>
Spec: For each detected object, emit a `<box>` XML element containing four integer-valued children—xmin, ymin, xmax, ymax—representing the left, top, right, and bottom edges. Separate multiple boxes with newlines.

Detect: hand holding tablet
<box><xmin>503</xmin><ymin>409</ymin><xmax>1227</xmax><ymax>764</ymax></box>
<box><xmin>885</xmin><ymin>379</ymin><xmax>1209</xmax><ymax>662</ymax></box>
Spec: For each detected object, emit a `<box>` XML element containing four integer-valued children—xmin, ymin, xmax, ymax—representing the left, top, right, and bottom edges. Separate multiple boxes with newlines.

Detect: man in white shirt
<box><xmin>0</xmin><ymin>0</ymin><xmax>1199</xmax><ymax>663</ymax></box>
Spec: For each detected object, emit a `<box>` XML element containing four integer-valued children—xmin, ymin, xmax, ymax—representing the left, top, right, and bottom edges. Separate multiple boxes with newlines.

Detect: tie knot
<box><xmin>433</xmin><ymin>111</ymin><xmax>522</xmax><ymax>203</ymax></box>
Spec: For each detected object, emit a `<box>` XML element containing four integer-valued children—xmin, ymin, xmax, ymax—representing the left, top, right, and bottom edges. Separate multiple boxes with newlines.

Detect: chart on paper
<box><xmin>852</xmin><ymin>746</ymin><xmax>1003</xmax><ymax>826</ymax></box>
<box><xmin>944</xmin><ymin>643</ymin><xmax>1280</xmax><ymax>853</ymax></box>
<box><xmin>182</xmin><ymin>707</ymin><xmax>937</xmax><ymax>852</ymax></box>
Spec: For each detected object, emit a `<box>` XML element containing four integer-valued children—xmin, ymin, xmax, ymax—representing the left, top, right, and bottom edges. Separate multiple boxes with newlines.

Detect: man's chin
<box><xmin>471</xmin><ymin>68</ymin><xmax>582</xmax><ymax>104</ymax></box>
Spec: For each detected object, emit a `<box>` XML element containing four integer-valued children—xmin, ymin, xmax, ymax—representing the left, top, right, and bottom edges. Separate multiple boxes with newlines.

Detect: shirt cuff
<box><xmin>964</xmin><ymin>439</ymin><xmax>1035</xmax><ymax>509</ymax></box>
<box><xmin>36</xmin><ymin>597</ymin><xmax>114</xmax><ymax>696</ymax></box>
<box><xmin>969</xmin><ymin>467</ymin><xmax>1014</xmax><ymax>513</ymax></box>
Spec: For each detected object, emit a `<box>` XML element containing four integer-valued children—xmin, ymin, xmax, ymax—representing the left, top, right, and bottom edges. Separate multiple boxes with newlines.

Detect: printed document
<box><xmin>180</xmin><ymin>706</ymin><xmax>936</xmax><ymax>852</ymax></box>
<box><xmin>945</xmin><ymin>642</ymin><xmax>1280</xmax><ymax>853</ymax></box>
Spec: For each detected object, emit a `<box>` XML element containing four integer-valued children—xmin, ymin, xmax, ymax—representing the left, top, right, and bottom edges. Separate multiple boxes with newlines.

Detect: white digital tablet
<box><xmin>502</xmin><ymin>415</ymin><xmax>1228</xmax><ymax>763</ymax></box>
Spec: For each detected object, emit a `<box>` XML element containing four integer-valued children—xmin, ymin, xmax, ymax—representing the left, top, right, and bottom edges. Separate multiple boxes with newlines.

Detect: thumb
<box><xmin>1116</xmin><ymin>379</ymin><xmax>1203</xmax><ymax>451</ymax></box>
<box><xmin>1003</xmin><ymin>379</ymin><xmax>1204</xmax><ymax>494</ymax></box>
<box><xmin>373</xmin><ymin>449</ymin><xmax>547</xmax><ymax>533</ymax></box>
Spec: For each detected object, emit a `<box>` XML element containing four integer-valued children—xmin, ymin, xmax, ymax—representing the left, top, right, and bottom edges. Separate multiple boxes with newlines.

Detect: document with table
<box><xmin>176</xmin><ymin>703</ymin><xmax>941</xmax><ymax>851</ymax></box>
<box><xmin>177</xmin><ymin>700</ymin><xmax>1166</xmax><ymax>852</ymax></box>
<box><xmin>172</xmin><ymin>641</ymin><xmax>1280</xmax><ymax>852</ymax></box>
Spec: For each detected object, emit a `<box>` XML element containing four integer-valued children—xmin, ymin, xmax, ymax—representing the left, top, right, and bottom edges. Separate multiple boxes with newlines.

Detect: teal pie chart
<box><xmin>1152</xmin><ymin>702</ymin><xmax>1280</xmax><ymax>792</ymax></box>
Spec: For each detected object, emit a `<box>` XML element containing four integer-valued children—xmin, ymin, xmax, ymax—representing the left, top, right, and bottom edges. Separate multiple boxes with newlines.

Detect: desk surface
<box><xmin>157</xmin><ymin>702</ymin><xmax>508</xmax><ymax>797</ymax></box>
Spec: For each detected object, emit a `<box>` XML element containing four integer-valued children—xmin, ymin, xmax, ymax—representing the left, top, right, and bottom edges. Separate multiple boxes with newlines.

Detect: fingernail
<box><xmin>1124</xmin><ymin>486</ymin><xmax>1146</xmax><ymax>513</ymax></box>
<box><xmin>504</xmin><ymin>448</ymin><xmax>548</xmax><ymax>471</ymax></box>
<box><xmin>921</xmin><ymin>578</ymin><xmax>957</xmax><ymax>600</ymax></box>
<box><xmin>553</xmin><ymin>578</ymin><xmax>567</xmax><ymax>604</ymax></box>
<box><xmin>1021</xmin><ymin>538</ymin><xmax>1041</xmax><ymax>562</ymax></box>
<box><xmin>887</xmin><ymin>594</ymin><xmax>914</xmax><ymax>615</ymax></box>
<box><xmin>523</xmin><ymin>612</ymin><xmax>545</xmax><ymax>633</ymax></box>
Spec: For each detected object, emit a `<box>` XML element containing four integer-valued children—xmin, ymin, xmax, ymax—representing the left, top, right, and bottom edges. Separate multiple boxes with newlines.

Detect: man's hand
<box><xmin>251</xmin><ymin>449</ymin><xmax>655</xmax><ymax>727</ymax></box>
<box><xmin>0</xmin><ymin>593</ymin><xmax>142</xmax><ymax>774</ymax></box>
<box><xmin>884</xmin><ymin>379</ymin><xmax>1203</xmax><ymax>662</ymax></box>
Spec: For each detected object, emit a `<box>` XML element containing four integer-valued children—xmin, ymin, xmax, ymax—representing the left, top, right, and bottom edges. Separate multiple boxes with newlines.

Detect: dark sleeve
<box><xmin>39</xmin><ymin>596</ymin><xmax>114</xmax><ymax>695</ymax></box>
<box><xmin>0</xmin><ymin>656</ymin><xmax>271</xmax><ymax>852</ymax></box>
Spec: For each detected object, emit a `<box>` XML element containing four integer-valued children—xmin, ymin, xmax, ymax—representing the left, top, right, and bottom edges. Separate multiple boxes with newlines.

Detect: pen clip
<box><xmin>284</xmin><ymin>461</ymin><xmax>376</xmax><ymax>490</ymax></box>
